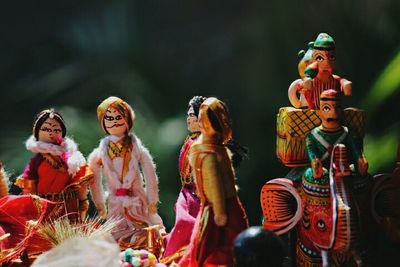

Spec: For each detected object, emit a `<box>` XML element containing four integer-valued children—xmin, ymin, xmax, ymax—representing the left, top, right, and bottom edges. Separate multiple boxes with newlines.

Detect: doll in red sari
<box><xmin>162</xmin><ymin>96</ymin><xmax>206</xmax><ymax>264</ymax></box>
<box><xmin>15</xmin><ymin>109</ymin><xmax>93</xmax><ymax>222</ymax></box>
<box><xmin>179</xmin><ymin>97</ymin><xmax>249</xmax><ymax>267</ymax></box>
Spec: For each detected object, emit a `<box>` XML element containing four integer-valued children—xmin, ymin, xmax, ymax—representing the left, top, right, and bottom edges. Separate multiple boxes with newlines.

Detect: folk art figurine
<box><xmin>262</xmin><ymin>90</ymin><xmax>372</xmax><ymax>266</ymax></box>
<box><xmin>288</xmin><ymin>33</ymin><xmax>352</xmax><ymax>109</ymax></box>
<box><xmin>15</xmin><ymin>109</ymin><xmax>93</xmax><ymax>222</ymax></box>
<box><xmin>162</xmin><ymin>96</ymin><xmax>206</xmax><ymax>264</ymax></box>
<box><xmin>179</xmin><ymin>97</ymin><xmax>249</xmax><ymax>267</ymax></box>
<box><xmin>261</xmin><ymin>33</ymin><xmax>400</xmax><ymax>266</ymax></box>
<box><xmin>88</xmin><ymin>96</ymin><xmax>164</xmax><ymax>249</ymax></box>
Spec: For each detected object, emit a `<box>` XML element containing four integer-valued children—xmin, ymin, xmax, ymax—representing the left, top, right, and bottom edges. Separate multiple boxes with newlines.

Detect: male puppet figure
<box><xmin>304</xmin><ymin>89</ymin><xmax>368</xmax><ymax>181</ymax></box>
<box><xmin>288</xmin><ymin>33</ymin><xmax>352</xmax><ymax>109</ymax></box>
<box><xmin>89</xmin><ymin>96</ymin><xmax>164</xmax><ymax>248</ymax></box>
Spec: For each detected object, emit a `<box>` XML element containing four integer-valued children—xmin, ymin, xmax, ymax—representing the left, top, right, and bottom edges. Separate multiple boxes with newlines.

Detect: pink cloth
<box><xmin>163</xmin><ymin>184</ymin><xmax>200</xmax><ymax>259</ymax></box>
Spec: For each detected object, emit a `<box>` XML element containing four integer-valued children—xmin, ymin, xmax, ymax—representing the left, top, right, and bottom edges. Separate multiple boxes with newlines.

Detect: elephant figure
<box><xmin>261</xmin><ymin>144</ymin><xmax>372</xmax><ymax>267</ymax></box>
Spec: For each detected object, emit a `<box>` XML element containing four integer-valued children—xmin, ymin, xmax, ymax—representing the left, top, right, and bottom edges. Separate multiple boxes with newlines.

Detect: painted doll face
<box><xmin>319</xmin><ymin>99</ymin><xmax>341</xmax><ymax>129</ymax></box>
<box><xmin>38</xmin><ymin>118</ymin><xmax>63</xmax><ymax>144</ymax></box>
<box><xmin>187</xmin><ymin>106</ymin><xmax>201</xmax><ymax>133</ymax></box>
<box><xmin>104</xmin><ymin>107</ymin><xmax>127</xmax><ymax>136</ymax></box>
<box><xmin>312</xmin><ymin>49</ymin><xmax>335</xmax><ymax>77</ymax></box>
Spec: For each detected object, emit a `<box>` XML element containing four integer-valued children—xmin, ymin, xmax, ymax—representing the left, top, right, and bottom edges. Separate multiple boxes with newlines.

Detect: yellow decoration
<box><xmin>276</xmin><ymin>107</ymin><xmax>320</xmax><ymax>167</ymax></box>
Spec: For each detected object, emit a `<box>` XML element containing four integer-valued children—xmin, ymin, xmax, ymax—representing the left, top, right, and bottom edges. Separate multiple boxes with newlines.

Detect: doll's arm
<box><xmin>88</xmin><ymin>148</ymin><xmax>107</xmax><ymax>218</ymax></box>
<box><xmin>288</xmin><ymin>79</ymin><xmax>304</xmax><ymax>108</ymax></box>
<box><xmin>202</xmin><ymin>154</ymin><xmax>227</xmax><ymax>227</ymax></box>
<box><xmin>138</xmin><ymin>140</ymin><xmax>159</xmax><ymax>213</ymax></box>
<box><xmin>15</xmin><ymin>157</ymin><xmax>40</xmax><ymax>194</ymax></box>
<box><xmin>77</xmin><ymin>186</ymin><xmax>89</xmax><ymax>220</ymax></box>
<box><xmin>347</xmin><ymin>131</ymin><xmax>368</xmax><ymax>176</ymax></box>
<box><xmin>333</xmin><ymin>74</ymin><xmax>352</xmax><ymax>96</ymax></box>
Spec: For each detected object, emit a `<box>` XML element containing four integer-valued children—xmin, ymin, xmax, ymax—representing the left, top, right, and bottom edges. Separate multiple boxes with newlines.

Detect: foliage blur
<box><xmin>0</xmin><ymin>0</ymin><xmax>399</xmax><ymax>232</ymax></box>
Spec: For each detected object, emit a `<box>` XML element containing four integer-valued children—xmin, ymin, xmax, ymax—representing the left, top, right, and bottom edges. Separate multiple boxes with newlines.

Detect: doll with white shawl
<box><xmin>15</xmin><ymin>109</ymin><xmax>93</xmax><ymax>222</ymax></box>
<box><xmin>88</xmin><ymin>96</ymin><xmax>164</xmax><ymax>248</ymax></box>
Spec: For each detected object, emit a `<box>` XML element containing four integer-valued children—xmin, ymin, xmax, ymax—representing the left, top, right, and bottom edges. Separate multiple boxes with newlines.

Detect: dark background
<box><xmin>1</xmin><ymin>0</ymin><xmax>399</xmax><ymax>233</ymax></box>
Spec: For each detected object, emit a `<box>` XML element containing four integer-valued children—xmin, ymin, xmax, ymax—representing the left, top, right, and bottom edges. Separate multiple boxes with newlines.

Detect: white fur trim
<box><xmin>88</xmin><ymin>147</ymin><xmax>106</xmax><ymax>208</ymax></box>
<box><xmin>88</xmin><ymin>133</ymin><xmax>162</xmax><ymax>227</ymax></box>
<box><xmin>26</xmin><ymin>135</ymin><xmax>86</xmax><ymax>175</ymax></box>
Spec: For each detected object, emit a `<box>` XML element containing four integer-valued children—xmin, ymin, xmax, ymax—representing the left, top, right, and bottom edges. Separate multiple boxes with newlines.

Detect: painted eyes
<box><xmin>105</xmin><ymin>115</ymin><xmax>123</xmax><ymax>121</ymax></box>
<box><xmin>315</xmin><ymin>54</ymin><xmax>335</xmax><ymax>61</ymax></box>
<box><xmin>323</xmin><ymin>106</ymin><xmax>331</xmax><ymax>112</ymax></box>
<box><xmin>40</xmin><ymin>127</ymin><xmax>62</xmax><ymax>133</ymax></box>
<box><xmin>316</xmin><ymin>219</ymin><xmax>326</xmax><ymax>231</ymax></box>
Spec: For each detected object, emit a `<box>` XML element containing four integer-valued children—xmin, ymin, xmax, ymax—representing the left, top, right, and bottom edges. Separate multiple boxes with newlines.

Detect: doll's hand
<box><xmin>342</xmin><ymin>80</ymin><xmax>352</xmax><ymax>96</ymax></box>
<box><xmin>312</xmin><ymin>158</ymin><xmax>323</xmax><ymax>179</ymax></box>
<box><xmin>148</xmin><ymin>203</ymin><xmax>158</xmax><ymax>214</ymax></box>
<box><xmin>358</xmin><ymin>156</ymin><xmax>368</xmax><ymax>176</ymax></box>
<box><xmin>96</xmin><ymin>204</ymin><xmax>107</xmax><ymax>219</ymax></box>
<box><xmin>214</xmin><ymin>214</ymin><xmax>227</xmax><ymax>227</ymax></box>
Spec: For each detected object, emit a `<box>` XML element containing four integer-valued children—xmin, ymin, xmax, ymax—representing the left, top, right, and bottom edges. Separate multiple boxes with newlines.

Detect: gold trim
<box><xmin>160</xmin><ymin>245</ymin><xmax>188</xmax><ymax>264</ymax></box>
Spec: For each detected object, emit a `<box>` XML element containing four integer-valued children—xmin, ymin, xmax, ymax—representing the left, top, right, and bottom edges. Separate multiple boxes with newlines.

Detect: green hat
<box><xmin>313</xmin><ymin>33</ymin><xmax>335</xmax><ymax>51</ymax></box>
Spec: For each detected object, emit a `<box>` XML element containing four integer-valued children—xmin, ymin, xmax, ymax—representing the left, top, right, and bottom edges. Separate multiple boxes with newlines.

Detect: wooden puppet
<box><xmin>88</xmin><ymin>96</ymin><xmax>164</xmax><ymax>248</ymax></box>
<box><xmin>288</xmin><ymin>33</ymin><xmax>352</xmax><ymax>109</ymax></box>
<box><xmin>304</xmin><ymin>89</ymin><xmax>368</xmax><ymax>180</ymax></box>
<box><xmin>15</xmin><ymin>109</ymin><xmax>92</xmax><ymax>221</ymax></box>
<box><xmin>179</xmin><ymin>97</ymin><xmax>248</xmax><ymax>267</ymax></box>
<box><xmin>162</xmin><ymin>96</ymin><xmax>206</xmax><ymax>264</ymax></box>
<box><xmin>262</xmin><ymin>90</ymin><xmax>370</xmax><ymax>267</ymax></box>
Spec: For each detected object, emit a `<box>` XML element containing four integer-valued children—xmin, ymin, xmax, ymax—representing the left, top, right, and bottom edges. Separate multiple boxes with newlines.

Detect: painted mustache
<box><xmin>106</xmin><ymin>123</ymin><xmax>125</xmax><ymax>129</ymax></box>
<box><xmin>327</xmin><ymin>118</ymin><xmax>338</xmax><ymax>122</ymax></box>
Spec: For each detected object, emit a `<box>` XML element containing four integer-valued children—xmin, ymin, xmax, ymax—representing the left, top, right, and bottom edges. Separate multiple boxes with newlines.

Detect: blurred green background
<box><xmin>1</xmin><ymin>0</ymin><xmax>400</xmax><ymax>230</ymax></box>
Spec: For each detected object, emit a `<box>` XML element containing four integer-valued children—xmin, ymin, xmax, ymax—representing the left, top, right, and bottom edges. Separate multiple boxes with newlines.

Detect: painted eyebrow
<box><xmin>313</xmin><ymin>51</ymin><xmax>325</xmax><ymax>57</ymax></box>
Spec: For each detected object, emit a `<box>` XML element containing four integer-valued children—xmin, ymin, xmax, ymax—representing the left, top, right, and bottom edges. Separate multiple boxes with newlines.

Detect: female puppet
<box><xmin>179</xmin><ymin>97</ymin><xmax>248</xmax><ymax>267</ymax></box>
<box><xmin>15</xmin><ymin>109</ymin><xmax>92</xmax><ymax>222</ymax></box>
<box><xmin>162</xmin><ymin>96</ymin><xmax>206</xmax><ymax>264</ymax></box>
<box><xmin>88</xmin><ymin>96</ymin><xmax>164</xmax><ymax>248</ymax></box>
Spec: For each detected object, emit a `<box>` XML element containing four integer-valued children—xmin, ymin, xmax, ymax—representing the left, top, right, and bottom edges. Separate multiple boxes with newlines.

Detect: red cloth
<box><xmin>23</xmin><ymin>154</ymin><xmax>70</xmax><ymax>194</ymax></box>
<box><xmin>21</xmin><ymin>154</ymin><xmax>89</xmax><ymax>221</ymax></box>
<box><xmin>0</xmin><ymin>195</ymin><xmax>54</xmax><ymax>263</ymax></box>
<box><xmin>303</xmin><ymin>75</ymin><xmax>342</xmax><ymax>109</ymax></box>
<box><xmin>179</xmin><ymin>197</ymin><xmax>248</xmax><ymax>267</ymax></box>
<box><xmin>37</xmin><ymin>159</ymin><xmax>70</xmax><ymax>193</ymax></box>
